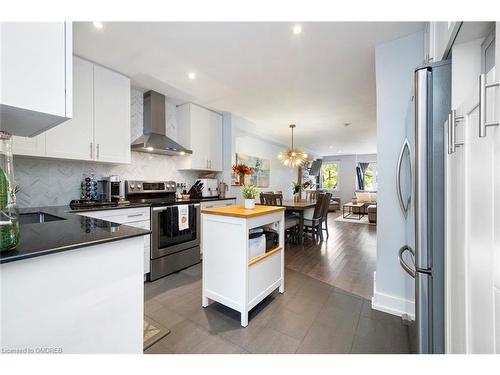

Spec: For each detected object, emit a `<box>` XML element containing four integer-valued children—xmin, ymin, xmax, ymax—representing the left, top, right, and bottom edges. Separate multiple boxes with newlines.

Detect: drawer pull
<box><xmin>127</xmin><ymin>213</ymin><xmax>143</xmax><ymax>218</ymax></box>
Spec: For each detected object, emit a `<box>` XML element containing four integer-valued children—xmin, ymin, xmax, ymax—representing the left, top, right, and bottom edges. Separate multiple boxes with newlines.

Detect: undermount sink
<box><xmin>19</xmin><ymin>212</ymin><xmax>66</xmax><ymax>225</ymax></box>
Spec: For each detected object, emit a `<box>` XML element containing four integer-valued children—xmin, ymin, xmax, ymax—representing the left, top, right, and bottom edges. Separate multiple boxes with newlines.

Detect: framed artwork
<box><xmin>233</xmin><ymin>153</ymin><xmax>270</xmax><ymax>187</ymax></box>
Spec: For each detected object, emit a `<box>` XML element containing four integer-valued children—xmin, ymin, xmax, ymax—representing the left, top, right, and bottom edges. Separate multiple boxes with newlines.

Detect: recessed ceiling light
<box><xmin>292</xmin><ymin>24</ymin><xmax>302</xmax><ymax>35</ymax></box>
<box><xmin>93</xmin><ymin>21</ymin><xmax>104</xmax><ymax>29</ymax></box>
<box><xmin>188</xmin><ymin>72</ymin><xmax>196</xmax><ymax>80</ymax></box>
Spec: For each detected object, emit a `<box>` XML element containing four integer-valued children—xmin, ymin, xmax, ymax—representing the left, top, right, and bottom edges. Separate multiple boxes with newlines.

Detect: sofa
<box><xmin>352</xmin><ymin>191</ymin><xmax>377</xmax><ymax>223</ymax></box>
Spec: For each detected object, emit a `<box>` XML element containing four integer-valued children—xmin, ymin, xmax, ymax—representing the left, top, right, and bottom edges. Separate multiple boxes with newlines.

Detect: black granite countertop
<box><xmin>68</xmin><ymin>197</ymin><xmax>237</xmax><ymax>213</ymax></box>
<box><xmin>0</xmin><ymin>205</ymin><xmax>151</xmax><ymax>264</ymax></box>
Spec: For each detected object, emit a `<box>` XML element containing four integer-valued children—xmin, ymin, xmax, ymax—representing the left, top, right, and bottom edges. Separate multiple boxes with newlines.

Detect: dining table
<box><xmin>258</xmin><ymin>199</ymin><xmax>317</xmax><ymax>244</ymax></box>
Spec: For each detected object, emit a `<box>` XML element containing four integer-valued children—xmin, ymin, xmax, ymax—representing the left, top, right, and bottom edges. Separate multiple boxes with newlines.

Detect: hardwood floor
<box><xmin>285</xmin><ymin>211</ymin><xmax>377</xmax><ymax>300</ymax></box>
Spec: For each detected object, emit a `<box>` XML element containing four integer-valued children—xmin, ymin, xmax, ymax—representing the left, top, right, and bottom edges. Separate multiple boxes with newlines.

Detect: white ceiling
<box><xmin>73</xmin><ymin>22</ymin><xmax>424</xmax><ymax>156</ymax></box>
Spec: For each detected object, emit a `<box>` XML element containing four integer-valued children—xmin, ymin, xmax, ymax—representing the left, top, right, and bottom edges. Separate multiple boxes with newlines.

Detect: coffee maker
<box><xmin>97</xmin><ymin>175</ymin><xmax>126</xmax><ymax>202</ymax></box>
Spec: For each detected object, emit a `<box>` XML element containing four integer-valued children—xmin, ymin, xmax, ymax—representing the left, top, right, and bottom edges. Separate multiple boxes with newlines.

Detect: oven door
<box><xmin>151</xmin><ymin>203</ymin><xmax>200</xmax><ymax>259</ymax></box>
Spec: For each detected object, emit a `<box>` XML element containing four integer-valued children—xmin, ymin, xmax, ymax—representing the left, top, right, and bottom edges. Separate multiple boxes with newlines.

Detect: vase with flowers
<box><xmin>240</xmin><ymin>185</ymin><xmax>259</xmax><ymax>209</ymax></box>
<box><xmin>232</xmin><ymin>163</ymin><xmax>253</xmax><ymax>186</ymax></box>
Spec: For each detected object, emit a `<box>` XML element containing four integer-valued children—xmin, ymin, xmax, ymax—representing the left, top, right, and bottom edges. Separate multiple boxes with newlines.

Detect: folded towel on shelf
<box><xmin>178</xmin><ymin>205</ymin><xmax>189</xmax><ymax>231</ymax></box>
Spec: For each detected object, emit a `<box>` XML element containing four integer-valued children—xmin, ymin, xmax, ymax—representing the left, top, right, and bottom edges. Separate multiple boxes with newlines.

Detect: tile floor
<box><xmin>144</xmin><ymin>262</ymin><xmax>414</xmax><ymax>354</ymax></box>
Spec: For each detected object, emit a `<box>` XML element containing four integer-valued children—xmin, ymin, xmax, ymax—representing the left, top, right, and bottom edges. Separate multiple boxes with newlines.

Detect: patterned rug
<box><xmin>334</xmin><ymin>214</ymin><xmax>375</xmax><ymax>226</ymax></box>
<box><xmin>144</xmin><ymin>316</ymin><xmax>170</xmax><ymax>350</ymax></box>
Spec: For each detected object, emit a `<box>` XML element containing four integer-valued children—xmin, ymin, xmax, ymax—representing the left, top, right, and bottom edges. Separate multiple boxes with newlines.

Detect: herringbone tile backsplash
<box><xmin>13</xmin><ymin>89</ymin><xmax>202</xmax><ymax>208</ymax></box>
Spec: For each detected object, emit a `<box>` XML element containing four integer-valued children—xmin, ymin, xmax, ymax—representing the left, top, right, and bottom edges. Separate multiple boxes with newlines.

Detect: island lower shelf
<box><xmin>201</xmin><ymin>205</ymin><xmax>285</xmax><ymax>327</ymax></box>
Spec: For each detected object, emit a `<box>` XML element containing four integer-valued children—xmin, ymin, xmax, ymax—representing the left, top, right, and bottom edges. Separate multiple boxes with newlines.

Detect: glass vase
<box><xmin>0</xmin><ymin>131</ymin><xmax>19</xmax><ymax>251</ymax></box>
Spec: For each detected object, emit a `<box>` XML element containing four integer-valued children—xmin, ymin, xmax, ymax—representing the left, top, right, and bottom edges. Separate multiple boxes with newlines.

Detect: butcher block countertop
<box><xmin>201</xmin><ymin>204</ymin><xmax>285</xmax><ymax>218</ymax></box>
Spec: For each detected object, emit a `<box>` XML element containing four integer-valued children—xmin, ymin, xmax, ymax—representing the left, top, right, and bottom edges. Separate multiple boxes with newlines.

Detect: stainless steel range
<box><xmin>125</xmin><ymin>180</ymin><xmax>200</xmax><ymax>281</ymax></box>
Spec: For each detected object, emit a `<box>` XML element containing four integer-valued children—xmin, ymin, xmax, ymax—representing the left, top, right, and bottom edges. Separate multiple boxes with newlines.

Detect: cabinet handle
<box><xmin>479</xmin><ymin>73</ymin><xmax>499</xmax><ymax>138</ymax></box>
<box><xmin>209</xmin><ymin>159</ymin><xmax>211</xmax><ymax>169</ymax></box>
<box><xmin>90</xmin><ymin>142</ymin><xmax>93</xmax><ymax>159</ymax></box>
<box><xmin>127</xmin><ymin>213</ymin><xmax>143</xmax><ymax>218</ymax></box>
<box><xmin>447</xmin><ymin>110</ymin><xmax>464</xmax><ymax>154</ymax></box>
<box><xmin>97</xmin><ymin>144</ymin><xmax>100</xmax><ymax>160</ymax></box>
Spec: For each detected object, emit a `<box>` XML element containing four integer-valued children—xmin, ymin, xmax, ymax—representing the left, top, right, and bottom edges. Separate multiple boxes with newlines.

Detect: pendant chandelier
<box><xmin>278</xmin><ymin>124</ymin><xmax>308</xmax><ymax>167</ymax></box>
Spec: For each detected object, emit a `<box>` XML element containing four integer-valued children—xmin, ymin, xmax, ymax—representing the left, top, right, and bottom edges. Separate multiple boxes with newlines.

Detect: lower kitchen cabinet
<box><xmin>76</xmin><ymin>207</ymin><xmax>151</xmax><ymax>275</ymax></box>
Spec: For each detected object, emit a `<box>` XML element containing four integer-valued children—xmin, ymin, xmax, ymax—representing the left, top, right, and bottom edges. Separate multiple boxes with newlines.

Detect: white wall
<box><xmin>321</xmin><ymin>153</ymin><xmax>377</xmax><ymax>205</ymax></box>
<box><xmin>223</xmin><ymin>113</ymin><xmax>300</xmax><ymax>203</ymax></box>
<box><xmin>373</xmin><ymin>31</ymin><xmax>424</xmax><ymax>317</ymax></box>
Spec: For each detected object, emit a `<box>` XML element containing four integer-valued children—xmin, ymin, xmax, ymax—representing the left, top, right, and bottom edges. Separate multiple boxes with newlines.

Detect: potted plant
<box><xmin>232</xmin><ymin>163</ymin><xmax>253</xmax><ymax>186</ymax></box>
<box><xmin>292</xmin><ymin>182</ymin><xmax>303</xmax><ymax>202</ymax></box>
<box><xmin>240</xmin><ymin>185</ymin><xmax>259</xmax><ymax>209</ymax></box>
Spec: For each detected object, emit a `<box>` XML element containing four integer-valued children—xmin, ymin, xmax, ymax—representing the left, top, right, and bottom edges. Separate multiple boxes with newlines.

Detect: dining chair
<box><xmin>320</xmin><ymin>193</ymin><xmax>332</xmax><ymax>238</ymax></box>
<box><xmin>260</xmin><ymin>192</ymin><xmax>298</xmax><ymax>244</ymax></box>
<box><xmin>306</xmin><ymin>190</ymin><xmax>319</xmax><ymax>201</ymax></box>
<box><xmin>303</xmin><ymin>194</ymin><xmax>325</xmax><ymax>242</ymax></box>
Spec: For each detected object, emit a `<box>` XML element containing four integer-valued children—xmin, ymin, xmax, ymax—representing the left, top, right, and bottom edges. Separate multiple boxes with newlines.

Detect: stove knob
<box><xmin>137</xmin><ymin>184</ymin><xmax>142</xmax><ymax>190</ymax></box>
<box><xmin>130</xmin><ymin>184</ymin><xmax>135</xmax><ymax>189</ymax></box>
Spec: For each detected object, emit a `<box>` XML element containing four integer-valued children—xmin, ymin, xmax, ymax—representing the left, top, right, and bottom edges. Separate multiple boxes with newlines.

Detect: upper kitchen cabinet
<box><xmin>426</xmin><ymin>22</ymin><xmax>461</xmax><ymax>62</ymax></box>
<box><xmin>93</xmin><ymin>64</ymin><xmax>131</xmax><ymax>163</ymax></box>
<box><xmin>45</xmin><ymin>57</ymin><xmax>94</xmax><ymax>161</ymax></box>
<box><xmin>0</xmin><ymin>22</ymin><xmax>73</xmax><ymax>137</ymax></box>
<box><xmin>177</xmin><ymin>103</ymin><xmax>223</xmax><ymax>171</ymax></box>
<box><xmin>16</xmin><ymin>56</ymin><xmax>131</xmax><ymax>164</ymax></box>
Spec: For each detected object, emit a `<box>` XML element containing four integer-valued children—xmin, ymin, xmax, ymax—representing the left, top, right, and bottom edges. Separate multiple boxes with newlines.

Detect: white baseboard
<box><xmin>371</xmin><ymin>272</ymin><xmax>415</xmax><ymax>320</ymax></box>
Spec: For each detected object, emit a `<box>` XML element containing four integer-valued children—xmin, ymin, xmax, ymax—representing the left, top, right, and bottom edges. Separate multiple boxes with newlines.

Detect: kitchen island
<box><xmin>0</xmin><ymin>206</ymin><xmax>151</xmax><ymax>354</ymax></box>
<box><xmin>201</xmin><ymin>205</ymin><xmax>285</xmax><ymax>327</ymax></box>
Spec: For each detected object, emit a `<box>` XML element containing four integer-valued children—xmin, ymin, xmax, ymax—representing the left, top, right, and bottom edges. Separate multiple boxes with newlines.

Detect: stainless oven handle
<box><xmin>152</xmin><ymin>203</ymin><xmax>200</xmax><ymax>212</ymax></box>
<box><xmin>152</xmin><ymin>207</ymin><xmax>169</xmax><ymax>212</ymax></box>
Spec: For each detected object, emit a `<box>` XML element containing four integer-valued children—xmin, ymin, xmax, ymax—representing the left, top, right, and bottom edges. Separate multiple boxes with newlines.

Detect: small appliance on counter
<box><xmin>97</xmin><ymin>175</ymin><xmax>127</xmax><ymax>203</ymax></box>
<box><xmin>196</xmin><ymin>178</ymin><xmax>219</xmax><ymax>198</ymax></box>
<box><xmin>218</xmin><ymin>181</ymin><xmax>228</xmax><ymax>198</ymax></box>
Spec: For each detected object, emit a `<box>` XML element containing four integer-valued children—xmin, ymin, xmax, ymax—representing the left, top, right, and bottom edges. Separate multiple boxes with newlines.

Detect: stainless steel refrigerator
<box><xmin>397</xmin><ymin>60</ymin><xmax>451</xmax><ymax>354</ymax></box>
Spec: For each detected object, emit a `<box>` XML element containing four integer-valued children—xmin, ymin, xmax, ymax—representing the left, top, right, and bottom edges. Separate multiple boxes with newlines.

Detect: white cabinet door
<box><xmin>93</xmin><ymin>64</ymin><xmax>131</xmax><ymax>164</ymax></box>
<box><xmin>177</xmin><ymin>103</ymin><xmax>222</xmax><ymax>171</ymax></box>
<box><xmin>209</xmin><ymin>110</ymin><xmax>223</xmax><ymax>171</ymax></box>
<box><xmin>45</xmin><ymin>57</ymin><xmax>94</xmax><ymax>161</ymax></box>
<box><xmin>11</xmin><ymin>134</ymin><xmax>46</xmax><ymax>157</ymax></box>
<box><xmin>190</xmin><ymin>104</ymin><xmax>211</xmax><ymax>170</ymax></box>
<box><xmin>0</xmin><ymin>22</ymin><xmax>72</xmax><ymax>136</ymax></box>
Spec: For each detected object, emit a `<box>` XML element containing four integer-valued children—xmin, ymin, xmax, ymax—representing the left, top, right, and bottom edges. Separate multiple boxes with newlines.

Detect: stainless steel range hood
<box><xmin>131</xmin><ymin>90</ymin><xmax>192</xmax><ymax>156</ymax></box>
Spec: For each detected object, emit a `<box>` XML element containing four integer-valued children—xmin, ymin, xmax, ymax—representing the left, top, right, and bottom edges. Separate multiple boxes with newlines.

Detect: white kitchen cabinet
<box><xmin>199</xmin><ymin>199</ymin><xmax>236</xmax><ymax>254</ymax></box>
<box><xmin>0</xmin><ymin>22</ymin><xmax>72</xmax><ymax>137</ymax></box>
<box><xmin>13</xmin><ymin>56</ymin><xmax>131</xmax><ymax>164</ymax></box>
<box><xmin>76</xmin><ymin>207</ymin><xmax>151</xmax><ymax>275</ymax></box>
<box><xmin>45</xmin><ymin>57</ymin><xmax>94</xmax><ymax>161</ymax></box>
<box><xmin>177</xmin><ymin>103</ymin><xmax>223</xmax><ymax>171</ymax></box>
<box><xmin>11</xmin><ymin>134</ymin><xmax>46</xmax><ymax>157</ymax></box>
<box><xmin>94</xmin><ymin>64</ymin><xmax>131</xmax><ymax>163</ymax></box>
<box><xmin>425</xmin><ymin>22</ymin><xmax>461</xmax><ymax>62</ymax></box>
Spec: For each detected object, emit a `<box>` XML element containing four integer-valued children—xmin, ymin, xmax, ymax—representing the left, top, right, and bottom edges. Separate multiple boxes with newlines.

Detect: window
<box><xmin>362</xmin><ymin>162</ymin><xmax>378</xmax><ymax>191</ymax></box>
<box><xmin>321</xmin><ymin>162</ymin><xmax>339</xmax><ymax>190</ymax></box>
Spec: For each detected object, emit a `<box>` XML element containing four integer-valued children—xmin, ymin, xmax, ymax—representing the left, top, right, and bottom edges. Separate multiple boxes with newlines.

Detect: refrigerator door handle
<box><xmin>398</xmin><ymin>245</ymin><xmax>416</xmax><ymax>278</ymax></box>
<box><xmin>396</xmin><ymin>139</ymin><xmax>411</xmax><ymax>218</ymax></box>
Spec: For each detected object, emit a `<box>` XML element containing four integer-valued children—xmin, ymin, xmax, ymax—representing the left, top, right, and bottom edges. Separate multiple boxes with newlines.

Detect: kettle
<box><xmin>218</xmin><ymin>181</ymin><xmax>228</xmax><ymax>198</ymax></box>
